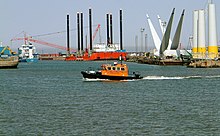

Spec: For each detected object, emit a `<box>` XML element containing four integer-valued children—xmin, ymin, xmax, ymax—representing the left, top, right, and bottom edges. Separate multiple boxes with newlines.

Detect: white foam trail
<box><xmin>143</xmin><ymin>75</ymin><xmax>220</xmax><ymax>80</ymax></box>
<box><xmin>183</xmin><ymin>76</ymin><xmax>202</xmax><ymax>79</ymax></box>
<box><xmin>143</xmin><ymin>76</ymin><xmax>184</xmax><ymax>80</ymax></box>
<box><xmin>204</xmin><ymin>75</ymin><xmax>220</xmax><ymax>78</ymax></box>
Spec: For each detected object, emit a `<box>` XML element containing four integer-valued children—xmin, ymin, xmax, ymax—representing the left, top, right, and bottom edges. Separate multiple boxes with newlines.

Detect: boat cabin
<box><xmin>0</xmin><ymin>46</ymin><xmax>16</xmax><ymax>57</ymax></box>
<box><xmin>101</xmin><ymin>62</ymin><xmax>129</xmax><ymax>77</ymax></box>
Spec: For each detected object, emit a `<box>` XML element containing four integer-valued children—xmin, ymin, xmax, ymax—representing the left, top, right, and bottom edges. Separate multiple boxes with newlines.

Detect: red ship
<box><xmin>65</xmin><ymin>43</ymin><xmax>127</xmax><ymax>61</ymax></box>
<box><xmin>65</xmin><ymin>9</ymin><xmax>126</xmax><ymax>61</ymax></box>
<box><xmin>65</xmin><ymin>52</ymin><xmax>127</xmax><ymax>61</ymax></box>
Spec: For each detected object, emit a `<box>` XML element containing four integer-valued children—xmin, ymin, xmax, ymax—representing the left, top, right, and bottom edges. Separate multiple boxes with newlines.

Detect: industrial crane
<box><xmin>11</xmin><ymin>37</ymin><xmax>76</xmax><ymax>53</ymax></box>
<box><xmin>92</xmin><ymin>24</ymin><xmax>101</xmax><ymax>43</ymax></box>
<box><xmin>85</xmin><ymin>24</ymin><xmax>101</xmax><ymax>50</ymax></box>
<box><xmin>11</xmin><ymin>24</ymin><xmax>101</xmax><ymax>54</ymax></box>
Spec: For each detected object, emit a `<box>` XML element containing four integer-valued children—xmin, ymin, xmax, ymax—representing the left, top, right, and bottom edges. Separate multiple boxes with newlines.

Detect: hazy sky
<box><xmin>0</xmin><ymin>0</ymin><xmax>219</xmax><ymax>53</ymax></box>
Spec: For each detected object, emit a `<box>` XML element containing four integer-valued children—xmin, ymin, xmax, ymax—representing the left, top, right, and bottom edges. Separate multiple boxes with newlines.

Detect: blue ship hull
<box><xmin>26</xmin><ymin>58</ymin><xmax>38</xmax><ymax>62</ymax></box>
<box><xmin>19</xmin><ymin>58</ymin><xmax>38</xmax><ymax>62</ymax></box>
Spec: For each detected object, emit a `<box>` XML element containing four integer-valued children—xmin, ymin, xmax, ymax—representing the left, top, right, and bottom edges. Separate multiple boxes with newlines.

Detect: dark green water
<box><xmin>1</xmin><ymin>61</ymin><xmax>220</xmax><ymax>135</ymax></box>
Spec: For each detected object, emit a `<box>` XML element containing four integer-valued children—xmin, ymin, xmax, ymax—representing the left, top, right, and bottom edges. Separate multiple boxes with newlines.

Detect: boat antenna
<box><xmin>119</xmin><ymin>54</ymin><xmax>122</xmax><ymax>64</ymax></box>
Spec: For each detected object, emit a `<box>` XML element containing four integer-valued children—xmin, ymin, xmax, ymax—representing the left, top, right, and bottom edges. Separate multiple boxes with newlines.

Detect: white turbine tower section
<box><xmin>157</xmin><ymin>15</ymin><xmax>172</xmax><ymax>50</ymax></box>
<box><xmin>192</xmin><ymin>10</ymin><xmax>198</xmax><ymax>54</ymax></box>
<box><xmin>160</xmin><ymin>8</ymin><xmax>175</xmax><ymax>56</ymax></box>
<box><xmin>146</xmin><ymin>14</ymin><xmax>161</xmax><ymax>56</ymax></box>
<box><xmin>157</xmin><ymin>15</ymin><xmax>165</xmax><ymax>35</ymax></box>
<box><xmin>198</xmin><ymin>9</ymin><xmax>206</xmax><ymax>57</ymax></box>
<box><xmin>208</xmin><ymin>3</ymin><xmax>218</xmax><ymax>58</ymax></box>
<box><xmin>170</xmin><ymin>9</ymin><xmax>185</xmax><ymax>50</ymax></box>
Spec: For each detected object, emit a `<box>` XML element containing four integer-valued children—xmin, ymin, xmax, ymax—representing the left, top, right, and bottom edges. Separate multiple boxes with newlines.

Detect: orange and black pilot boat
<box><xmin>81</xmin><ymin>61</ymin><xmax>143</xmax><ymax>80</ymax></box>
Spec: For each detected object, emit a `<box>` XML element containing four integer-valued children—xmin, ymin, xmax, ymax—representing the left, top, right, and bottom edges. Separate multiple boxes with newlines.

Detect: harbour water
<box><xmin>1</xmin><ymin>61</ymin><xmax>220</xmax><ymax>135</ymax></box>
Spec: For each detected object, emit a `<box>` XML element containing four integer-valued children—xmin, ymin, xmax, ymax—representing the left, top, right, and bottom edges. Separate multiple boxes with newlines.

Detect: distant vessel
<box><xmin>18</xmin><ymin>43</ymin><xmax>39</xmax><ymax>62</ymax></box>
<box><xmin>65</xmin><ymin>9</ymin><xmax>127</xmax><ymax>61</ymax></box>
<box><xmin>0</xmin><ymin>46</ymin><xmax>19</xmax><ymax>68</ymax></box>
<box><xmin>66</xmin><ymin>43</ymin><xmax>127</xmax><ymax>61</ymax></box>
<box><xmin>81</xmin><ymin>59</ymin><xmax>143</xmax><ymax>81</ymax></box>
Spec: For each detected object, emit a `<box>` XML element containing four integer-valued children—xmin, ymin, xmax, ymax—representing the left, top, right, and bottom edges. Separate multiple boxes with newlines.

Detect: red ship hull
<box><xmin>65</xmin><ymin>52</ymin><xmax>127</xmax><ymax>61</ymax></box>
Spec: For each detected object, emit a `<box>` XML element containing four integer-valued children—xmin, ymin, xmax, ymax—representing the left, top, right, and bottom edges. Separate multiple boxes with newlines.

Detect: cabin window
<box><xmin>107</xmin><ymin>67</ymin><xmax>111</xmax><ymax>70</ymax></box>
<box><xmin>117</xmin><ymin>67</ymin><xmax>120</xmax><ymax>71</ymax></box>
<box><xmin>112</xmin><ymin>67</ymin><xmax>116</xmax><ymax>70</ymax></box>
<box><xmin>121</xmin><ymin>67</ymin><xmax>125</xmax><ymax>71</ymax></box>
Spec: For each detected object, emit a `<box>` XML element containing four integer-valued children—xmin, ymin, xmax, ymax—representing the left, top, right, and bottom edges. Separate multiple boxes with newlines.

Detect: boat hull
<box><xmin>65</xmin><ymin>51</ymin><xmax>127</xmax><ymax>61</ymax></box>
<box><xmin>19</xmin><ymin>58</ymin><xmax>38</xmax><ymax>62</ymax></box>
<box><xmin>81</xmin><ymin>71</ymin><xmax>143</xmax><ymax>80</ymax></box>
<box><xmin>0</xmin><ymin>56</ymin><xmax>19</xmax><ymax>69</ymax></box>
<box><xmin>26</xmin><ymin>58</ymin><xmax>38</xmax><ymax>62</ymax></box>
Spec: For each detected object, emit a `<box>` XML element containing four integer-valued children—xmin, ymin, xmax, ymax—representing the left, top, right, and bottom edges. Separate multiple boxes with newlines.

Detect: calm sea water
<box><xmin>1</xmin><ymin>61</ymin><xmax>220</xmax><ymax>135</ymax></box>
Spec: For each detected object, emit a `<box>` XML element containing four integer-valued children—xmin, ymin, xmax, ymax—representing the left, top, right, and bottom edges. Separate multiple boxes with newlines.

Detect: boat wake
<box><xmin>143</xmin><ymin>76</ymin><xmax>184</xmax><ymax>80</ymax></box>
<box><xmin>143</xmin><ymin>75</ymin><xmax>220</xmax><ymax>80</ymax></box>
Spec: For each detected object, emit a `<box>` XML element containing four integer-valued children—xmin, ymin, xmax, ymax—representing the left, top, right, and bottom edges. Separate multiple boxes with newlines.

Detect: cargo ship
<box><xmin>18</xmin><ymin>43</ymin><xmax>39</xmax><ymax>62</ymax></box>
<box><xmin>0</xmin><ymin>46</ymin><xmax>19</xmax><ymax>68</ymax></box>
<box><xmin>65</xmin><ymin>43</ymin><xmax>127</xmax><ymax>61</ymax></box>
